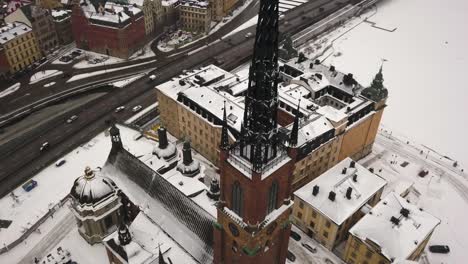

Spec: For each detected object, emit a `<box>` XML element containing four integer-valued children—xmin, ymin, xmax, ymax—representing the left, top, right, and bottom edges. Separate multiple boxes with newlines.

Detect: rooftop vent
<box><xmin>314</xmin><ymin>59</ymin><xmax>320</xmax><ymax>65</ymax></box>
<box><xmin>329</xmin><ymin>65</ymin><xmax>335</xmax><ymax>72</ymax></box>
<box><xmin>309</xmin><ymin>63</ymin><xmax>314</xmax><ymax>69</ymax></box>
<box><xmin>179</xmin><ymin>80</ymin><xmax>185</xmax><ymax>86</ymax></box>
<box><xmin>312</xmin><ymin>185</ymin><xmax>319</xmax><ymax>196</ymax></box>
<box><xmin>350</xmin><ymin>160</ymin><xmax>356</xmax><ymax>168</ymax></box>
<box><xmin>352</xmin><ymin>174</ymin><xmax>358</xmax><ymax>182</ymax></box>
<box><xmin>346</xmin><ymin>187</ymin><xmax>352</xmax><ymax>200</ymax></box>
<box><xmin>342</xmin><ymin>167</ymin><xmax>347</xmax><ymax>174</ymax></box>
<box><xmin>390</xmin><ymin>216</ymin><xmax>400</xmax><ymax>225</ymax></box>
<box><xmin>328</xmin><ymin>191</ymin><xmax>336</xmax><ymax>202</ymax></box>
<box><xmin>315</xmin><ymin>73</ymin><xmax>322</xmax><ymax>80</ymax></box>
<box><xmin>400</xmin><ymin>208</ymin><xmax>410</xmax><ymax>217</ymax></box>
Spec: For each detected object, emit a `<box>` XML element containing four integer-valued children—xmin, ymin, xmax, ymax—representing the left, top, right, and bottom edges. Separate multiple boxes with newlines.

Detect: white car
<box><xmin>149</xmin><ymin>74</ymin><xmax>157</xmax><ymax>81</ymax></box>
<box><xmin>66</xmin><ymin>115</ymin><xmax>78</xmax><ymax>124</ymax></box>
<box><xmin>115</xmin><ymin>106</ymin><xmax>125</xmax><ymax>113</ymax></box>
<box><xmin>245</xmin><ymin>32</ymin><xmax>252</xmax><ymax>38</ymax></box>
<box><xmin>132</xmin><ymin>105</ymin><xmax>142</xmax><ymax>112</ymax></box>
<box><xmin>40</xmin><ymin>142</ymin><xmax>50</xmax><ymax>151</ymax></box>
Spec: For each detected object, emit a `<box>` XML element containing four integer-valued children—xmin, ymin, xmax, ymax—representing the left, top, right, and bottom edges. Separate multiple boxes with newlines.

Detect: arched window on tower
<box><xmin>232</xmin><ymin>181</ymin><xmax>243</xmax><ymax>217</ymax></box>
<box><xmin>267</xmin><ymin>181</ymin><xmax>279</xmax><ymax>214</ymax></box>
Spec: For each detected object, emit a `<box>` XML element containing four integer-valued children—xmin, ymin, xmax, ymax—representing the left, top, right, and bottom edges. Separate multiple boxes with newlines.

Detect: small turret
<box><xmin>110</xmin><ymin>124</ymin><xmax>122</xmax><ymax>150</ymax></box>
<box><xmin>153</xmin><ymin>126</ymin><xmax>177</xmax><ymax>160</ymax></box>
<box><xmin>207</xmin><ymin>178</ymin><xmax>220</xmax><ymax>200</ymax></box>
<box><xmin>118</xmin><ymin>222</ymin><xmax>131</xmax><ymax>246</ymax></box>
<box><xmin>176</xmin><ymin>140</ymin><xmax>200</xmax><ymax>177</ymax></box>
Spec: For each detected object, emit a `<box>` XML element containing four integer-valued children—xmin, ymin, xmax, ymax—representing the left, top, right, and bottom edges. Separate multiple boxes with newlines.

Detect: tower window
<box><xmin>267</xmin><ymin>181</ymin><xmax>279</xmax><ymax>214</ymax></box>
<box><xmin>232</xmin><ymin>181</ymin><xmax>243</xmax><ymax>217</ymax></box>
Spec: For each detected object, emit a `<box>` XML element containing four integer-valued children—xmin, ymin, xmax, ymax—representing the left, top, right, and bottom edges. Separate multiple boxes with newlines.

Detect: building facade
<box><xmin>179</xmin><ymin>0</ymin><xmax>211</xmax><ymax>33</ymax></box>
<box><xmin>71</xmin><ymin>1</ymin><xmax>146</xmax><ymax>59</ymax></box>
<box><xmin>51</xmin><ymin>10</ymin><xmax>73</xmax><ymax>45</ymax></box>
<box><xmin>343</xmin><ymin>192</ymin><xmax>440</xmax><ymax>264</ymax></box>
<box><xmin>210</xmin><ymin>0</ymin><xmax>238</xmax><ymax>21</ymax></box>
<box><xmin>5</xmin><ymin>5</ymin><xmax>59</xmax><ymax>55</ymax></box>
<box><xmin>292</xmin><ymin>158</ymin><xmax>386</xmax><ymax>250</ymax></box>
<box><xmin>0</xmin><ymin>22</ymin><xmax>41</xmax><ymax>76</ymax></box>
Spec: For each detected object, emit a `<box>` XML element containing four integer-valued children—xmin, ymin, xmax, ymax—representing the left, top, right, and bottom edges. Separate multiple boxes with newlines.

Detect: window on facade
<box><xmin>267</xmin><ymin>181</ymin><xmax>278</xmax><ymax>214</ymax></box>
<box><xmin>351</xmin><ymin>252</ymin><xmax>357</xmax><ymax>258</ymax></box>
<box><xmin>325</xmin><ymin>221</ymin><xmax>331</xmax><ymax>228</ymax></box>
<box><xmin>365</xmin><ymin>250</ymin><xmax>373</xmax><ymax>259</ymax></box>
<box><xmin>299</xmin><ymin>201</ymin><xmax>304</xmax><ymax>209</ymax></box>
<box><xmin>312</xmin><ymin>210</ymin><xmax>317</xmax><ymax>218</ymax></box>
<box><xmin>323</xmin><ymin>231</ymin><xmax>328</xmax><ymax>238</ymax></box>
<box><xmin>363</xmin><ymin>261</ymin><xmax>369</xmax><ymax>264</ymax></box>
<box><xmin>232</xmin><ymin>240</ymin><xmax>238</xmax><ymax>253</ymax></box>
<box><xmin>310</xmin><ymin>221</ymin><xmax>315</xmax><ymax>228</ymax></box>
<box><xmin>297</xmin><ymin>211</ymin><xmax>302</xmax><ymax>219</ymax></box>
<box><xmin>232</xmin><ymin>182</ymin><xmax>243</xmax><ymax>217</ymax></box>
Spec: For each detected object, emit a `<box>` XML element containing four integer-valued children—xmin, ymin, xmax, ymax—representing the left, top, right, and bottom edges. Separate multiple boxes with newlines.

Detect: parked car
<box><xmin>115</xmin><ymin>106</ymin><xmax>126</xmax><ymax>113</ymax></box>
<box><xmin>132</xmin><ymin>105</ymin><xmax>142</xmax><ymax>112</ymax></box>
<box><xmin>301</xmin><ymin>242</ymin><xmax>317</xmax><ymax>253</ymax></box>
<box><xmin>66</xmin><ymin>115</ymin><xmax>78</xmax><ymax>124</ymax></box>
<box><xmin>429</xmin><ymin>245</ymin><xmax>450</xmax><ymax>254</ymax></box>
<box><xmin>59</xmin><ymin>55</ymin><xmax>72</xmax><ymax>62</ymax></box>
<box><xmin>245</xmin><ymin>32</ymin><xmax>252</xmax><ymax>38</ymax></box>
<box><xmin>290</xmin><ymin>230</ymin><xmax>301</xmax><ymax>241</ymax></box>
<box><xmin>55</xmin><ymin>159</ymin><xmax>66</xmax><ymax>167</ymax></box>
<box><xmin>40</xmin><ymin>142</ymin><xmax>50</xmax><ymax>151</ymax></box>
<box><xmin>39</xmin><ymin>57</ymin><xmax>48</xmax><ymax>64</ymax></box>
<box><xmin>22</xmin><ymin>179</ymin><xmax>38</xmax><ymax>192</ymax></box>
<box><xmin>286</xmin><ymin>250</ymin><xmax>296</xmax><ymax>262</ymax></box>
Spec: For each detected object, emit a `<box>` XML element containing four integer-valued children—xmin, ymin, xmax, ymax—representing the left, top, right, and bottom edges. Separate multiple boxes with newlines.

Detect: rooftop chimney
<box><xmin>158</xmin><ymin>127</ymin><xmax>168</xmax><ymax>149</ymax></box>
<box><xmin>328</xmin><ymin>191</ymin><xmax>336</xmax><ymax>202</ymax></box>
<box><xmin>346</xmin><ymin>187</ymin><xmax>352</xmax><ymax>200</ymax></box>
<box><xmin>350</xmin><ymin>160</ymin><xmax>356</xmax><ymax>168</ymax></box>
<box><xmin>342</xmin><ymin>167</ymin><xmax>347</xmax><ymax>174</ymax></box>
<box><xmin>312</xmin><ymin>185</ymin><xmax>319</xmax><ymax>196</ymax></box>
<box><xmin>182</xmin><ymin>140</ymin><xmax>193</xmax><ymax>165</ymax></box>
<box><xmin>400</xmin><ymin>208</ymin><xmax>410</xmax><ymax>218</ymax></box>
<box><xmin>353</xmin><ymin>174</ymin><xmax>358</xmax><ymax>182</ymax></box>
<box><xmin>390</xmin><ymin>216</ymin><xmax>400</xmax><ymax>225</ymax></box>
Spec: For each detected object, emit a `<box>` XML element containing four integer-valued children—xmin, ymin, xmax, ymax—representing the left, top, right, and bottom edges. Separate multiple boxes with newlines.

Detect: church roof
<box><xmin>70</xmin><ymin>167</ymin><xmax>119</xmax><ymax>205</ymax></box>
<box><xmin>104</xmin><ymin>145</ymin><xmax>214</xmax><ymax>263</ymax></box>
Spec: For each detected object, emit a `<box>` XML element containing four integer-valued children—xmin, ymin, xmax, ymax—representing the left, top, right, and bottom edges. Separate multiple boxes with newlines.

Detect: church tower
<box><xmin>213</xmin><ymin>0</ymin><xmax>294</xmax><ymax>262</ymax></box>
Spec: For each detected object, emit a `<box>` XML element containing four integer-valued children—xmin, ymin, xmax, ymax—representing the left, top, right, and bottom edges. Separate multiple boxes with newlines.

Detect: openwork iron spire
<box><xmin>240</xmin><ymin>0</ymin><xmax>280</xmax><ymax>170</ymax></box>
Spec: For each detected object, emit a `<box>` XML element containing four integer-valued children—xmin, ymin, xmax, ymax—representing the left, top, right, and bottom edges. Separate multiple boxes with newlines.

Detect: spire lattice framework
<box><xmin>240</xmin><ymin>0</ymin><xmax>280</xmax><ymax>170</ymax></box>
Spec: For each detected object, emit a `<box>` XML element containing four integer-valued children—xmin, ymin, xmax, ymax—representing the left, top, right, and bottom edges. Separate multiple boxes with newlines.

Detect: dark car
<box><xmin>39</xmin><ymin>57</ymin><xmax>48</xmax><ymax>64</ymax></box>
<box><xmin>287</xmin><ymin>250</ymin><xmax>296</xmax><ymax>262</ymax></box>
<box><xmin>429</xmin><ymin>245</ymin><xmax>450</xmax><ymax>254</ymax></box>
<box><xmin>290</xmin><ymin>230</ymin><xmax>301</xmax><ymax>241</ymax></box>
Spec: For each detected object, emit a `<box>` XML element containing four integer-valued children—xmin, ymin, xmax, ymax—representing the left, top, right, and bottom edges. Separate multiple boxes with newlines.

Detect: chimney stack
<box><xmin>328</xmin><ymin>191</ymin><xmax>336</xmax><ymax>202</ymax></box>
<box><xmin>346</xmin><ymin>187</ymin><xmax>352</xmax><ymax>200</ymax></box>
<box><xmin>158</xmin><ymin>127</ymin><xmax>168</xmax><ymax>149</ymax></box>
<box><xmin>182</xmin><ymin>140</ymin><xmax>193</xmax><ymax>165</ymax></box>
<box><xmin>312</xmin><ymin>185</ymin><xmax>319</xmax><ymax>196</ymax></box>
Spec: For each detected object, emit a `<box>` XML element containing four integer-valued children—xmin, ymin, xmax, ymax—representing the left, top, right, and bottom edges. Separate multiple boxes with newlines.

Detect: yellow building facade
<box><xmin>292</xmin><ymin>158</ymin><xmax>386</xmax><ymax>250</ymax></box>
<box><xmin>0</xmin><ymin>22</ymin><xmax>41</xmax><ymax>75</ymax></box>
<box><xmin>179</xmin><ymin>3</ymin><xmax>211</xmax><ymax>33</ymax></box>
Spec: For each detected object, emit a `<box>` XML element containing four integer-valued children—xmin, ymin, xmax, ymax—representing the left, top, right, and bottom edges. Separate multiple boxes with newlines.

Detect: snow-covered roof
<box><xmin>102</xmin><ymin>125</ymin><xmax>216</xmax><ymax>263</ymax></box>
<box><xmin>161</xmin><ymin>0</ymin><xmax>179</xmax><ymax>7</ymax></box>
<box><xmin>350</xmin><ymin>192</ymin><xmax>440</xmax><ymax>262</ymax></box>
<box><xmin>316</xmin><ymin>105</ymin><xmax>348</xmax><ymax>123</ymax></box>
<box><xmin>294</xmin><ymin>157</ymin><xmax>387</xmax><ymax>225</ymax></box>
<box><xmin>181</xmin><ymin>86</ymin><xmax>244</xmax><ymax>132</ymax></box>
<box><xmin>180</xmin><ymin>0</ymin><xmax>209</xmax><ymax>8</ymax></box>
<box><xmin>296</xmin><ymin>115</ymin><xmax>334</xmax><ymax>147</ymax></box>
<box><xmin>51</xmin><ymin>10</ymin><xmax>70</xmax><ymax>20</ymax></box>
<box><xmin>0</xmin><ymin>22</ymin><xmax>32</xmax><ymax>45</ymax></box>
<box><xmin>104</xmin><ymin>212</ymin><xmax>196</xmax><ymax>264</ymax></box>
<box><xmin>81</xmin><ymin>1</ymin><xmax>142</xmax><ymax>26</ymax></box>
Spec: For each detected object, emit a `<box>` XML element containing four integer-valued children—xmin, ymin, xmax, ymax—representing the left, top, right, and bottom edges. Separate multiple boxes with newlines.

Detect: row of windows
<box><xmin>3</xmin><ymin>33</ymin><xmax>33</xmax><ymax>49</ymax></box>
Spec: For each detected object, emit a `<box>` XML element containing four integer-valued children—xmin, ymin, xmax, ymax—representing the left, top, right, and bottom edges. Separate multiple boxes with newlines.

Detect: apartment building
<box><xmin>344</xmin><ymin>192</ymin><xmax>440</xmax><ymax>264</ymax></box>
<box><xmin>156</xmin><ymin>60</ymin><xmax>387</xmax><ymax>190</ymax></box>
<box><xmin>292</xmin><ymin>158</ymin><xmax>386</xmax><ymax>250</ymax></box>
<box><xmin>179</xmin><ymin>0</ymin><xmax>211</xmax><ymax>33</ymax></box>
<box><xmin>0</xmin><ymin>22</ymin><xmax>41</xmax><ymax>76</ymax></box>
<box><xmin>5</xmin><ymin>4</ymin><xmax>59</xmax><ymax>55</ymax></box>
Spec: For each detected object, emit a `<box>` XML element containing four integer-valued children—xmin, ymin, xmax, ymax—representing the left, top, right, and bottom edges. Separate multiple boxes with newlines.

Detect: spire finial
<box><xmin>220</xmin><ymin>101</ymin><xmax>229</xmax><ymax>150</ymax></box>
<box><xmin>290</xmin><ymin>99</ymin><xmax>300</xmax><ymax>146</ymax></box>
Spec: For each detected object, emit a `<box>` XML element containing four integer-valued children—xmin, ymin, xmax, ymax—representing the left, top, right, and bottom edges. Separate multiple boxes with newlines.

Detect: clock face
<box><xmin>229</xmin><ymin>223</ymin><xmax>240</xmax><ymax>237</ymax></box>
<box><xmin>267</xmin><ymin>222</ymin><xmax>277</xmax><ymax>235</ymax></box>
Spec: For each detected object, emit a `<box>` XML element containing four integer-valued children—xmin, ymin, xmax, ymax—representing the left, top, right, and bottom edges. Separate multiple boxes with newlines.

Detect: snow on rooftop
<box><xmin>0</xmin><ymin>22</ymin><xmax>32</xmax><ymax>45</ymax></box>
<box><xmin>81</xmin><ymin>1</ymin><xmax>142</xmax><ymax>25</ymax></box>
<box><xmin>104</xmin><ymin>212</ymin><xmax>196</xmax><ymax>264</ymax></box>
<box><xmin>350</xmin><ymin>192</ymin><xmax>440</xmax><ymax>261</ymax></box>
<box><xmin>296</xmin><ymin>115</ymin><xmax>334</xmax><ymax>147</ymax></box>
<box><xmin>316</xmin><ymin>105</ymin><xmax>348</xmax><ymax>123</ymax></box>
<box><xmin>161</xmin><ymin>0</ymin><xmax>179</xmax><ymax>6</ymax></box>
<box><xmin>295</xmin><ymin>157</ymin><xmax>387</xmax><ymax>225</ymax></box>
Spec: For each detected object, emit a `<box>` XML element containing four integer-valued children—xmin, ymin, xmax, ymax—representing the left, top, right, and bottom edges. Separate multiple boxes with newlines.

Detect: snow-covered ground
<box><xmin>360</xmin><ymin>129</ymin><xmax>468</xmax><ymax>264</ymax></box>
<box><xmin>0</xmin><ymin>83</ymin><xmax>20</xmax><ymax>98</ymax></box>
<box><xmin>111</xmin><ymin>74</ymin><xmax>145</xmax><ymax>88</ymax></box>
<box><xmin>29</xmin><ymin>70</ymin><xmax>62</xmax><ymax>84</ymax></box>
<box><xmin>314</xmin><ymin>0</ymin><xmax>468</xmax><ymax>167</ymax></box>
<box><xmin>66</xmin><ymin>60</ymin><xmax>156</xmax><ymax>82</ymax></box>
